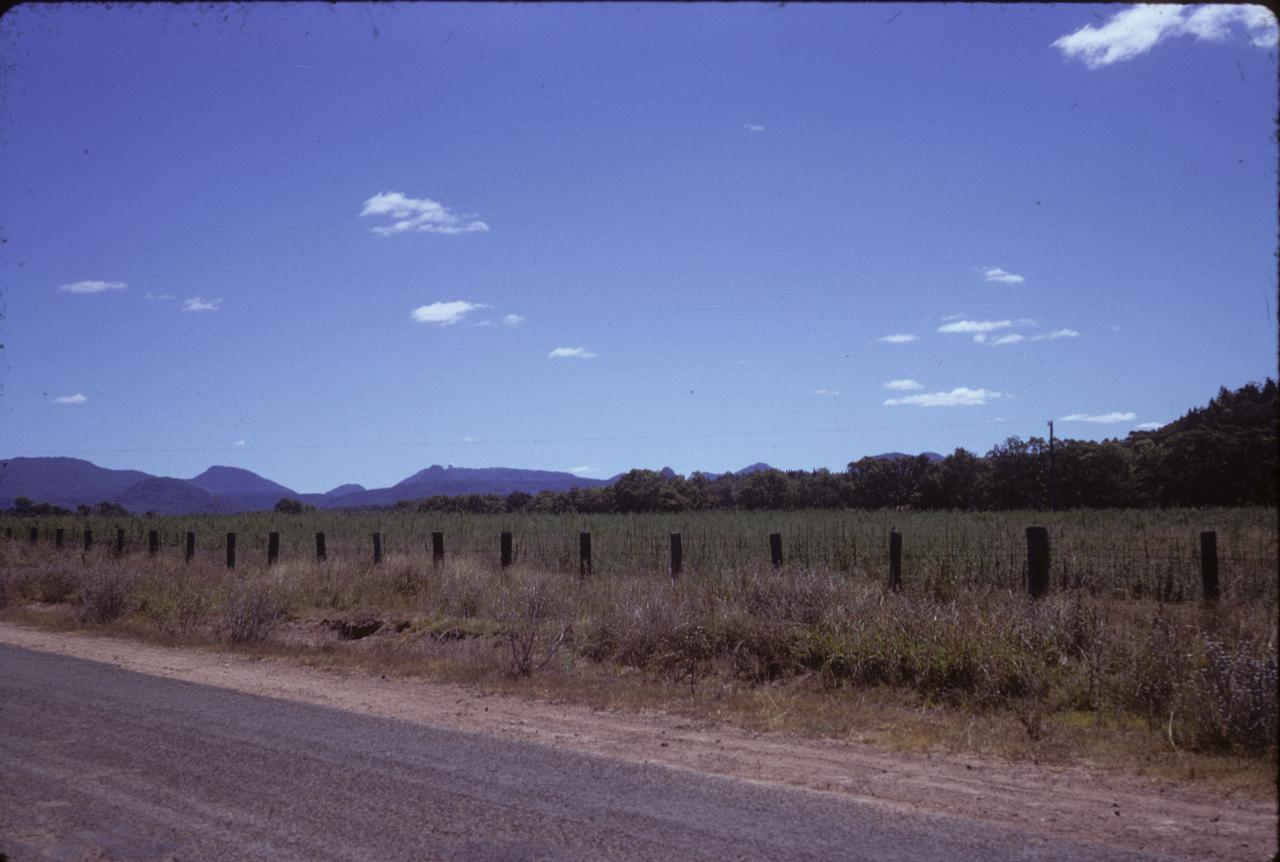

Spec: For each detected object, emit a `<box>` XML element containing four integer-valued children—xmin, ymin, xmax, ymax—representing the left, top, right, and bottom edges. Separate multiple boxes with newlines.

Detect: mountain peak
<box><xmin>189</xmin><ymin>465</ymin><xmax>295</xmax><ymax>496</ymax></box>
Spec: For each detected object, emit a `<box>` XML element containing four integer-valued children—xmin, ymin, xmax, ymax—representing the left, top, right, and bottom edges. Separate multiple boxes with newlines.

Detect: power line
<box><xmin>4</xmin><ymin>418</ymin><xmax>1059</xmax><ymax>457</ymax></box>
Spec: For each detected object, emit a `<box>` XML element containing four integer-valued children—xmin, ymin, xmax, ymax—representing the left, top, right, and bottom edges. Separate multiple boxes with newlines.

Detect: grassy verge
<box><xmin>2</xmin><ymin>541</ymin><xmax>1274</xmax><ymax>797</ymax></box>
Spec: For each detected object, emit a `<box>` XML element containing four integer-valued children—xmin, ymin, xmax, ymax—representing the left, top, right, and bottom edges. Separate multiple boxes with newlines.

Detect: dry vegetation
<box><xmin>2</xmin><ymin>508</ymin><xmax>1275</xmax><ymax>792</ymax></box>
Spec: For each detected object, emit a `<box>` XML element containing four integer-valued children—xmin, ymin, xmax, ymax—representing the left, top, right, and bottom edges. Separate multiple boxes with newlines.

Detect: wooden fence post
<box><xmin>670</xmin><ymin>533</ymin><xmax>683</xmax><ymax>579</ymax></box>
<box><xmin>115</xmin><ymin>528</ymin><xmax>125</xmax><ymax>556</ymax></box>
<box><xmin>55</xmin><ymin>528</ymin><xmax>65</xmax><ymax>549</ymax></box>
<box><xmin>83</xmin><ymin>529</ymin><xmax>93</xmax><ymax>552</ymax></box>
<box><xmin>579</xmin><ymin>532</ymin><xmax>592</xmax><ymax>578</ymax></box>
<box><xmin>431</xmin><ymin>531</ymin><xmax>444</xmax><ymax>566</ymax></box>
<box><xmin>1026</xmin><ymin>526</ymin><xmax>1050</xmax><ymax>599</ymax></box>
<box><xmin>185</xmin><ymin>531</ymin><xmax>196</xmax><ymax>563</ymax></box>
<box><xmin>4</xmin><ymin>527</ymin><xmax>11</xmax><ymax>540</ymax></box>
<box><xmin>148</xmin><ymin>529</ymin><xmax>159</xmax><ymax>556</ymax></box>
<box><xmin>769</xmin><ymin>533</ymin><xmax>783</xmax><ymax>569</ymax></box>
<box><xmin>372</xmin><ymin>532</ymin><xmax>382</xmax><ymax>565</ymax></box>
<box><xmin>226</xmin><ymin>532</ymin><xmax>236</xmax><ymax>570</ymax></box>
<box><xmin>29</xmin><ymin>526</ymin><xmax>38</xmax><ymax>545</ymax></box>
<box><xmin>1200</xmin><ymin>530</ymin><xmax>1220</xmax><ymax>602</ymax></box>
<box><xmin>500</xmin><ymin>531</ymin><xmax>513</xmax><ymax>567</ymax></box>
<box><xmin>888</xmin><ymin>530</ymin><xmax>902</xmax><ymax>592</ymax></box>
<box><xmin>268</xmin><ymin>532</ymin><xmax>280</xmax><ymax>566</ymax></box>
<box><xmin>315</xmin><ymin>532</ymin><xmax>326</xmax><ymax>561</ymax></box>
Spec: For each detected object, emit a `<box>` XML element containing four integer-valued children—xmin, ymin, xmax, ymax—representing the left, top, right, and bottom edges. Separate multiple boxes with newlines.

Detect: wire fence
<box><xmin>5</xmin><ymin>509</ymin><xmax>1276</xmax><ymax>603</ymax></box>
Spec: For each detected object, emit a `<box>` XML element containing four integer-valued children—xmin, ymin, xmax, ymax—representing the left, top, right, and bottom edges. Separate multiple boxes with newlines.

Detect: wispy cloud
<box><xmin>743</xmin><ymin>123</ymin><xmax>765</xmax><ymax>132</ymax></box>
<box><xmin>883</xmin><ymin>379</ymin><xmax>924</xmax><ymax>391</ymax></box>
<box><xmin>940</xmin><ymin>313</ymin><xmax>967</xmax><ymax>322</ymax></box>
<box><xmin>1060</xmin><ymin>411</ymin><xmax>1138</xmax><ymax>423</ymax></box>
<box><xmin>549</xmin><ymin>347</ymin><xmax>597</xmax><ymax>359</ymax></box>
<box><xmin>1030</xmin><ymin>328</ymin><xmax>1080</xmax><ymax>341</ymax></box>
<box><xmin>569</xmin><ymin>465</ymin><xmax>598</xmax><ymax>474</ymax></box>
<box><xmin>884</xmin><ymin>387</ymin><xmax>1004</xmax><ymax>407</ymax></box>
<box><xmin>879</xmin><ymin>333</ymin><xmax>919</xmax><ymax>343</ymax></box>
<box><xmin>145</xmin><ymin>291</ymin><xmax>174</xmax><ymax>300</ymax></box>
<box><xmin>59</xmin><ymin>280</ymin><xmax>125</xmax><ymax>294</ymax></box>
<box><xmin>182</xmin><ymin>297</ymin><xmax>221</xmax><ymax>312</ymax></box>
<box><xmin>502</xmin><ymin>314</ymin><xmax>525</xmax><ymax>327</ymax></box>
<box><xmin>990</xmin><ymin>334</ymin><xmax>1026</xmax><ymax>346</ymax></box>
<box><xmin>1053</xmin><ymin>5</ymin><xmax>1278</xmax><ymax>69</ymax></box>
<box><xmin>233</xmin><ymin>439</ymin><xmax>247</xmax><ymax>447</ymax></box>
<box><xmin>1133</xmin><ymin>421</ymin><xmax>1164</xmax><ymax>431</ymax></box>
<box><xmin>811</xmin><ymin>389</ymin><xmax>840</xmax><ymax>397</ymax></box>
<box><xmin>52</xmin><ymin>393</ymin><xmax>88</xmax><ymax>405</ymax></box>
<box><xmin>410</xmin><ymin>300</ymin><xmax>491</xmax><ymax>326</ymax></box>
<box><xmin>937</xmin><ymin>319</ymin><xmax>1029</xmax><ymax>335</ymax></box>
<box><xmin>360</xmin><ymin>191</ymin><xmax>489</xmax><ymax>236</ymax></box>
<box><xmin>983</xmin><ymin>267</ymin><xmax>1025</xmax><ymax>284</ymax></box>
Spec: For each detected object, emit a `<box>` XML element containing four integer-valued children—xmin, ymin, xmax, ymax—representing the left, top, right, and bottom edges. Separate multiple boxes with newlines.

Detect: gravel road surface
<box><xmin>0</xmin><ymin>644</ymin><xmax>1166</xmax><ymax>861</ymax></box>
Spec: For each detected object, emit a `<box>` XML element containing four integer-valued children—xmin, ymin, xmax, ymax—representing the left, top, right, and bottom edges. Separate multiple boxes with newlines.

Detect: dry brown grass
<box><xmin>2</xmin><ymin>532</ymin><xmax>1274</xmax><ymax>797</ymax></box>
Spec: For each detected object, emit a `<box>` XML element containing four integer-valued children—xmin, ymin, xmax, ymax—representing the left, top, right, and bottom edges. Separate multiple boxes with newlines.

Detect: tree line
<box><xmin>401</xmin><ymin>379</ymin><xmax>1277</xmax><ymax>514</ymax></box>
<box><xmin>5</xmin><ymin>380</ymin><xmax>1274</xmax><ymax>517</ymax></box>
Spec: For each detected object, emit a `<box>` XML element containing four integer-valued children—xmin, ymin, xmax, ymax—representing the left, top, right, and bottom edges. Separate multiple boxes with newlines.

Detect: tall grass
<box><xmin>2</xmin><ymin>508</ymin><xmax>1275</xmax><ymax>759</ymax></box>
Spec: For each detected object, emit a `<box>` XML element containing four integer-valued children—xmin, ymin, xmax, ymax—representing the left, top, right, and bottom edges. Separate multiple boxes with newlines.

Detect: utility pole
<box><xmin>1048</xmin><ymin>420</ymin><xmax>1058</xmax><ymax>512</ymax></box>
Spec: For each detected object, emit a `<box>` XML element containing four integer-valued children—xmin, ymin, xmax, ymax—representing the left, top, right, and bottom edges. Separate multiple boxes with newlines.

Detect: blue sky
<box><xmin>2</xmin><ymin>3</ymin><xmax>1276</xmax><ymax>493</ymax></box>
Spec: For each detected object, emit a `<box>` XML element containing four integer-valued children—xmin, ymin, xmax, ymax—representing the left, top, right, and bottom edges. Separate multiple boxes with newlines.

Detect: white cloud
<box><xmin>1060</xmin><ymin>411</ymin><xmax>1138</xmax><ymax>424</ymax></box>
<box><xmin>1053</xmin><ymin>5</ymin><xmax>1278</xmax><ymax>69</ymax></box>
<box><xmin>145</xmin><ymin>291</ymin><xmax>174</xmax><ymax>300</ymax></box>
<box><xmin>811</xmin><ymin>389</ymin><xmax>840</xmax><ymax>397</ymax></box>
<box><xmin>937</xmin><ymin>319</ymin><xmax>1031</xmax><ymax>335</ymax></box>
<box><xmin>233</xmin><ymin>440</ymin><xmax>247</xmax><ymax>447</ymax></box>
<box><xmin>568</xmin><ymin>465</ymin><xmax>597</xmax><ymax>474</ymax></box>
<box><xmin>410</xmin><ymin>300</ymin><xmax>491</xmax><ymax>326</ymax></box>
<box><xmin>940</xmin><ymin>313</ymin><xmax>967</xmax><ymax>322</ymax></box>
<box><xmin>502</xmin><ymin>314</ymin><xmax>525</xmax><ymax>326</ymax></box>
<box><xmin>984</xmin><ymin>267</ymin><xmax>1025</xmax><ymax>284</ymax></box>
<box><xmin>743</xmin><ymin>123</ymin><xmax>765</xmax><ymax>132</ymax></box>
<box><xmin>883</xmin><ymin>379</ymin><xmax>924</xmax><ymax>391</ymax></box>
<box><xmin>182</xmin><ymin>297</ymin><xmax>221</xmax><ymax>312</ymax></box>
<box><xmin>879</xmin><ymin>333</ymin><xmax>919</xmax><ymax>343</ymax></box>
<box><xmin>52</xmin><ymin>393</ymin><xmax>87</xmax><ymax>404</ymax></box>
<box><xmin>360</xmin><ymin>191</ymin><xmax>489</xmax><ymax>236</ymax></box>
<box><xmin>1133</xmin><ymin>421</ymin><xmax>1164</xmax><ymax>431</ymax></box>
<box><xmin>990</xmin><ymin>334</ymin><xmax>1026</xmax><ymax>346</ymax></box>
<box><xmin>884</xmin><ymin>387</ymin><xmax>1004</xmax><ymax>407</ymax></box>
<box><xmin>59</xmin><ymin>280</ymin><xmax>125</xmax><ymax>294</ymax></box>
<box><xmin>549</xmin><ymin>347</ymin><xmax>597</xmax><ymax>359</ymax></box>
<box><xmin>1030</xmin><ymin>328</ymin><xmax>1080</xmax><ymax>341</ymax></box>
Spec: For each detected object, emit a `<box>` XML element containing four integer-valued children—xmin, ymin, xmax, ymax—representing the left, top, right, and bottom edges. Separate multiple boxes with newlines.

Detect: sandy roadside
<box><xmin>1</xmin><ymin>622</ymin><xmax>1274</xmax><ymax>861</ymax></box>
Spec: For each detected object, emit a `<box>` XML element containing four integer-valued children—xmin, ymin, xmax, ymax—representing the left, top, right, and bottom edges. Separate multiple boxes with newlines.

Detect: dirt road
<box><xmin>1</xmin><ymin>624</ymin><xmax>1273</xmax><ymax>860</ymax></box>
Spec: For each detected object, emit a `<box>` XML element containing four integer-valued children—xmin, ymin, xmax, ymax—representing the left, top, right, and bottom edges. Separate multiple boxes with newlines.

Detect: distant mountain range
<box><xmin>0</xmin><ymin>454</ymin><xmax>944</xmax><ymax>515</ymax></box>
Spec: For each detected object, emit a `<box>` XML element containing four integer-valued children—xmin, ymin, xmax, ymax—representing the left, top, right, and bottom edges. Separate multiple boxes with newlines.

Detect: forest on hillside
<box><xmin>402</xmin><ymin>379</ymin><xmax>1278</xmax><ymax>514</ymax></box>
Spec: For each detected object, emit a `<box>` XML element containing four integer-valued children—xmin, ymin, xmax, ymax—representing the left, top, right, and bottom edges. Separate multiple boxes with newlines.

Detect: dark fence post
<box><xmin>148</xmin><ymin>529</ymin><xmax>159</xmax><ymax>556</ymax></box>
<box><xmin>315</xmin><ymin>532</ymin><xmax>326</xmax><ymax>561</ymax></box>
<box><xmin>578</xmin><ymin>532</ymin><xmax>592</xmax><ymax>578</ymax></box>
<box><xmin>1026</xmin><ymin>526</ymin><xmax>1050</xmax><ymax>599</ymax></box>
<box><xmin>888</xmin><ymin>530</ymin><xmax>902</xmax><ymax>592</ymax></box>
<box><xmin>226</xmin><ymin>532</ymin><xmax>236</xmax><ymax>570</ymax></box>
<box><xmin>1200</xmin><ymin>530</ymin><xmax>1220</xmax><ymax>602</ymax></box>
<box><xmin>670</xmin><ymin>533</ymin><xmax>683</xmax><ymax>579</ymax></box>
<box><xmin>83</xmin><ymin>529</ymin><xmax>93</xmax><ymax>552</ymax></box>
<box><xmin>268</xmin><ymin>532</ymin><xmax>280</xmax><ymax>566</ymax></box>
<box><xmin>185</xmin><ymin>531</ymin><xmax>196</xmax><ymax>563</ymax></box>
<box><xmin>5</xmin><ymin>527</ymin><xmax>11</xmax><ymax>540</ymax></box>
<box><xmin>372</xmin><ymin>532</ymin><xmax>383</xmax><ymax>565</ymax></box>
<box><xmin>432</xmin><ymin>531</ymin><xmax>444</xmax><ymax>566</ymax></box>
<box><xmin>769</xmin><ymin>533</ymin><xmax>783</xmax><ymax>569</ymax></box>
<box><xmin>55</xmin><ymin>528</ymin><xmax>65</xmax><ymax>549</ymax></box>
<box><xmin>29</xmin><ymin>526</ymin><xmax>38</xmax><ymax>545</ymax></box>
<box><xmin>500</xmin><ymin>531</ymin><xmax>513</xmax><ymax>567</ymax></box>
<box><xmin>115</xmin><ymin>528</ymin><xmax>125</xmax><ymax>556</ymax></box>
